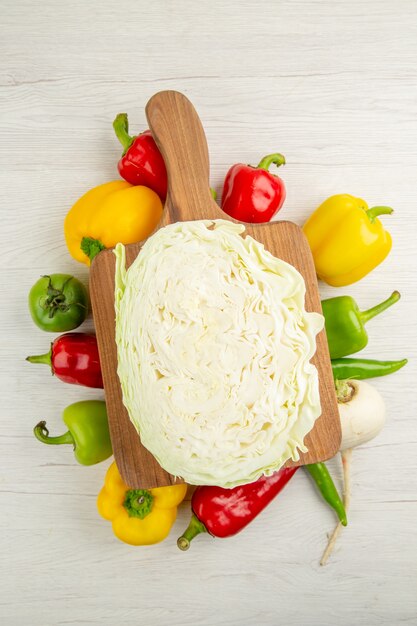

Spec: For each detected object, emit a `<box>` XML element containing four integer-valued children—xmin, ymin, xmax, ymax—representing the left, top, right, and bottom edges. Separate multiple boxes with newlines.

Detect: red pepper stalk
<box><xmin>26</xmin><ymin>333</ymin><xmax>103</xmax><ymax>388</ymax></box>
<box><xmin>113</xmin><ymin>113</ymin><xmax>168</xmax><ymax>201</ymax></box>
<box><xmin>221</xmin><ymin>153</ymin><xmax>286</xmax><ymax>223</ymax></box>
<box><xmin>177</xmin><ymin>466</ymin><xmax>298</xmax><ymax>550</ymax></box>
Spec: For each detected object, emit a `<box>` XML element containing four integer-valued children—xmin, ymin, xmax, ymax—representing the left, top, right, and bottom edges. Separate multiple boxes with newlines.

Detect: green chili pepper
<box><xmin>322</xmin><ymin>291</ymin><xmax>400</xmax><ymax>359</ymax></box>
<box><xmin>304</xmin><ymin>463</ymin><xmax>347</xmax><ymax>526</ymax></box>
<box><xmin>332</xmin><ymin>357</ymin><xmax>407</xmax><ymax>381</ymax></box>
<box><xmin>33</xmin><ymin>400</ymin><xmax>112</xmax><ymax>465</ymax></box>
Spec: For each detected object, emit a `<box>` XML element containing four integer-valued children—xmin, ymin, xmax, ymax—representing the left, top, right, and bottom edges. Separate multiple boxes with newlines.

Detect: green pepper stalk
<box><xmin>33</xmin><ymin>400</ymin><xmax>112</xmax><ymax>465</ymax></box>
<box><xmin>322</xmin><ymin>291</ymin><xmax>400</xmax><ymax>359</ymax></box>
<box><xmin>123</xmin><ymin>489</ymin><xmax>154</xmax><ymax>519</ymax></box>
<box><xmin>256</xmin><ymin>153</ymin><xmax>286</xmax><ymax>171</ymax></box>
<box><xmin>366</xmin><ymin>206</ymin><xmax>394</xmax><ymax>222</ymax></box>
<box><xmin>80</xmin><ymin>237</ymin><xmax>106</xmax><ymax>262</ymax></box>
<box><xmin>304</xmin><ymin>463</ymin><xmax>347</xmax><ymax>526</ymax></box>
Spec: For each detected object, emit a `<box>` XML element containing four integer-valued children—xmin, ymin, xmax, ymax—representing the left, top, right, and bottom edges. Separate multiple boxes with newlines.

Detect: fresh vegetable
<box><xmin>28</xmin><ymin>274</ymin><xmax>88</xmax><ymax>332</ymax></box>
<box><xmin>64</xmin><ymin>181</ymin><xmax>163</xmax><ymax>265</ymax></box>
<box><xmin>321</xmin><ymin>378</ymin><xmax>386</xmax><ymax>564</ymax></box>
<box><xmin>331</xmin><ymin>357</ymin><xmax>407</xmax><ymax>381</ymax></box>
<box><xmin>304</xmin><ymin>463</ymin><xmax>347</xmax><ymax>526</ymax></box>
<box><xmin>97</xmin><ymin>462</ymin><xmax>187</xmax><ymax>546</ymax></box>
<box><xmin>303</xmin><ymin>194</ymin><xmax>393</xmax><ymax>287</ymax></box>
<box><xmin>26</xmin><ymin>333</ymin><xmax>103</xmax><ymax>388</ymax></box>
<box><xmin>221</xmin><ymin>153</ymin><xmax>286</xmax><ymax>223</ymax></box>
<box><xmin>320</xmin><ymin>448</ymin><xmax>352</xmax><ymax>566</ymax></box>
<box><xmin>177</xmin><ymin>466</ymin><xmax>298</xmax><ymax>550</ymax></box>
<box><xmin>114</xmin><ymin>221</ymin><xmax>323</xmax><ymax>488</ymax></box>
<box><xmin>113</xmin><ymin>113</ymin><xmax>168</xmax><ymax>201</ymax></box>
<box><xmin>336</xmin><ymin>379</ymin><xmax>386</xmax><ymax>451</ymax></box>
<box><xmin>322</xmin><ymin>291</ymin><xmax>400</xmax><ymax>359</ymax></box>
<box><xmin>113</xmin><ymin>115</ymin><xmax>221</xmax><ymax>203</ymax></box>
<box><xmin>33</xmin><ymin>400</ymin><xmax>112</xmax><ymax>465</ymax></box>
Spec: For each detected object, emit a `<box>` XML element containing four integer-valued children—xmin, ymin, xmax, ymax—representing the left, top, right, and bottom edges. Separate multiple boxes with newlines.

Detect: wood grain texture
<box><xmin>146</xmin><ymin>91</ymin><xmax>219</xmax><ymax>223</ymax></box>
<box><xmin>91</xmin><ymin>91</ymin><xmax>340</xmax><ymax>488</ymax></box>
<box><xmin>1</xmin><ymin>1</ymin><xmax>417</xmax><ymax>625</ymax></box>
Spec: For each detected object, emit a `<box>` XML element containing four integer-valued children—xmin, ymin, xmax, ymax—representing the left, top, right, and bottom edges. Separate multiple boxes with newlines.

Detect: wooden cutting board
<box><xmin>90</xmin><ymin>90</ymin><xmax>341</xmax><ymax>489</ymax></box>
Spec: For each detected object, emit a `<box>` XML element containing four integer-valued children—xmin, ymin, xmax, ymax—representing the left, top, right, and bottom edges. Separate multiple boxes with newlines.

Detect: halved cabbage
<box><xmin>114</xmin><ymin>220</ymin><xmax>323</xmax><ymax>487</ymax></box>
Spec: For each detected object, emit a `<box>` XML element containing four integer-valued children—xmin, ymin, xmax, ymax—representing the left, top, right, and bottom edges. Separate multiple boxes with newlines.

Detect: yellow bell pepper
<box><xmin>97</xmin><ymin>462</ymin><xmax>187</xmax><ymax>546</ymax></box>
<box><xmin>303</xmin><ymin>194</ymin><xmax>393</xmax><ymax>287</ymax></box>
<box><xmin>64</xmin><ymin>181</ymin><xmax>163</xmax><ymax>265</ymax></box>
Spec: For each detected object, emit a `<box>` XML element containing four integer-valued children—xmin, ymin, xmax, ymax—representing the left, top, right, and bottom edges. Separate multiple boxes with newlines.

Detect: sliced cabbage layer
<box><xmin>114</xmin><ymin>220</ymin><xmax>323</xmax><ymax>487</ymax></box>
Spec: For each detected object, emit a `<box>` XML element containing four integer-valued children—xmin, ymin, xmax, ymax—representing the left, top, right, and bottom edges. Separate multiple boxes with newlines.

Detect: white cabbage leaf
<box><xmin>114</xmin><ymin>220</ymin><xmax>323</xmax><ymax>487</ymax></box>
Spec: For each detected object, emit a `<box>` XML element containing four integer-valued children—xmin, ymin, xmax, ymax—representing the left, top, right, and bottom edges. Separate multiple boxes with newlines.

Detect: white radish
<box><xmin>336</xmin><ymin>379</ymin><xmax>386</xmax><ymax>451</ymax></box>
<box><xmin>320</xmin><ymin>379</ymin><xmax>386</xmax><ymax>565</ymax></box>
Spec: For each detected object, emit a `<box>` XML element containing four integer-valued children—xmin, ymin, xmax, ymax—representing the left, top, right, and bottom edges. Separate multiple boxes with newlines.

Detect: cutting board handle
<box><xmin>146</xmin><ymin>90</ymin><xmax>221</xmax><ymax>222</ymax></box>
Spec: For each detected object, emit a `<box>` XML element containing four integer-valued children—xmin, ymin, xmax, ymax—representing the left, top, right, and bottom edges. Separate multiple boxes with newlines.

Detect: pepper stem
<box><xmin>177</xmin><ymin>513</ymin><xmax>207</xmax><ymax>551</ymax></box>
<box><xmin>42</xmin><ymin>275</ymin><xmax>74</xmax><ymax>319</ymax></box>
<box><xmin>113</xmin><ymin>113</ymin><xmax>136</xmax><ymax>153</ymax></box>
<box><xmin>33</xmin><ymin>421</ymin><xmax>75</xmax><ymax>446</ymax></box>
<box><xmin>366</xmin><ymin>206</ymin><xmax>393</xmax><ymax>223</ymax></box>
<box><xmin>256</xmin><ymin>153</ymin><xmax>286</xmax><ymax>171</ymax></box>
<box><xmin>360</xmin><ymin>291</ymin><xmax>400</xmax><ymax>324</ymax></box>
<box><xmin>26</xmin><ymin>345</ymin><xmax>53</xmax><ymax>369</ymax></box>
<box><xmin>80</xmin><ymin>237</ymin><xmax>106</xmax><ymax>262</ymax></box>
<box><xmin>123</xmin><ymin>489</ymin><xmax>154</xmax><ymax>519</ymax></box>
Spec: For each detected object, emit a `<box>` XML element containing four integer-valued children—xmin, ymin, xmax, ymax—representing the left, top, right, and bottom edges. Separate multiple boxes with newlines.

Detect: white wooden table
<box><xmin>1</xmin><ymin>1</ymin><xmax>416</xmax><ymax>624</ymax></box>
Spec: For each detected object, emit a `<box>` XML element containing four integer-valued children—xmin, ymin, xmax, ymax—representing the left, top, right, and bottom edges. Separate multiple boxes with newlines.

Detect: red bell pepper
<box><xmin>113</xmin><ymin>113</ymin><xmax>168</xmax><ymax>201</ymax></box>
<box><xmin>177</xmin><ymin>466</ymin><xmax>298</xmax><ymax>550</ymax></box>
<box><xmin>26</xmin><ymin>333</ymin><xmax>103</xmax><ymax>388</ymax></box>
<box><xmin>221</xmin><ymin>153</ymin><xmax>286</xmax><ymax>223</ymax></box>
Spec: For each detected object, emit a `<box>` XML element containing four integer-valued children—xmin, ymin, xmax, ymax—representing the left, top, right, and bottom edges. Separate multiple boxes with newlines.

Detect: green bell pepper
<box><xmin>33</xmin><ymin>400</ymin><xmax>112</xmax><ymax>465</ymax></box>
<box><xmin>322</xmin><ymin>291</ymin><xmax>400</xmax><ymax>359</ymax></box>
